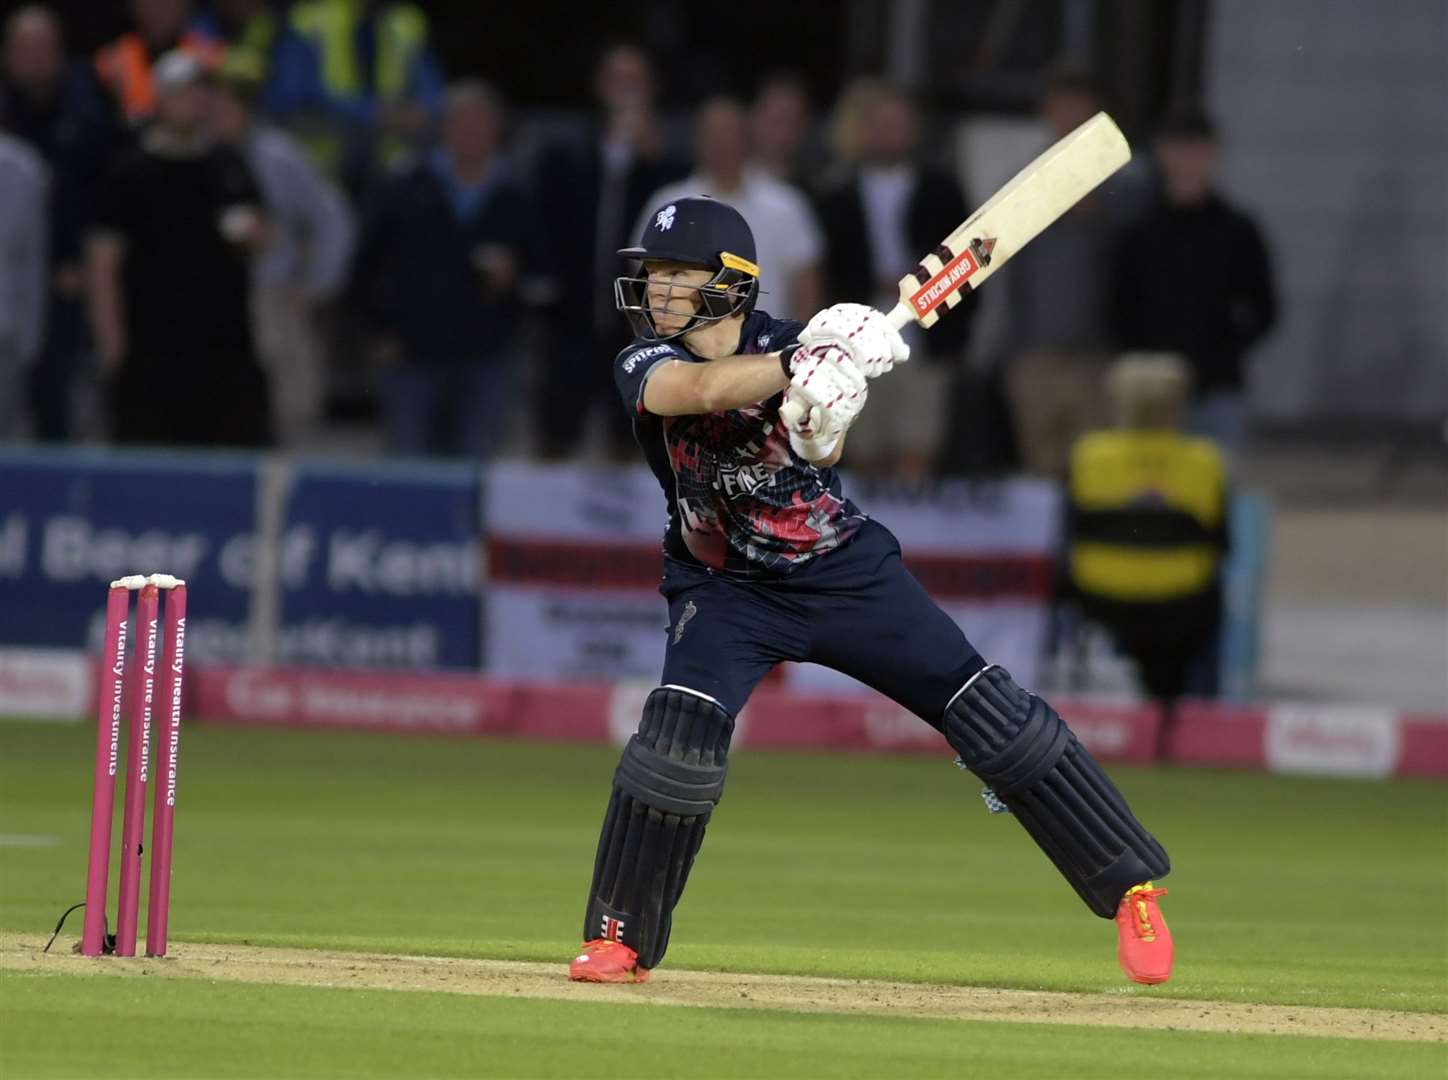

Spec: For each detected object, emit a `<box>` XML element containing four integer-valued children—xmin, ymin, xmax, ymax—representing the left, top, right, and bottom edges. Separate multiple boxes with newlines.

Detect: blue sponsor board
<box><xmin>274</xmin><ymin>461</ymin><xmax>484</xmax><ymax>670</ymax></box>
<box><xmin>0</xmin><ymin>447</ymin><xmax>258</xmax><ymax>659</ymax></box>
<box><xmin>1219</xmin><ymin>491</ymin><xmax>1270</xmax><ymax>701</ymax></box>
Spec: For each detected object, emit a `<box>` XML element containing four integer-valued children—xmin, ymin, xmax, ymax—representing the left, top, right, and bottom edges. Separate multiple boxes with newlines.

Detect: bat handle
<box><xmin>884</xmin><ymin>303</ymin><xmax>914</xmax><ymax>332</ymax></box>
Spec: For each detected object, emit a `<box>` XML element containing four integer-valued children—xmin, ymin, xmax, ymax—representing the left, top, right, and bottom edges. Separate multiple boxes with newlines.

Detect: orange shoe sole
<box><xmin>569</xmin><ymin>965</ymin><xmax>650</xmax><ymax>984</ymax></box>
<box><xmin>1121</xmin><ymin>964</ymin><xmax>1171</xmax><ymax>986</ymax></box>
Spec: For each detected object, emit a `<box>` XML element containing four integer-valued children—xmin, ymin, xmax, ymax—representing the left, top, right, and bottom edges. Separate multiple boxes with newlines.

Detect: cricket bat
<box><xmin>782</xmin><ymin>112</ymin><xmax>1130</xmax><ymax>427</ymax></box>
<box><xmin>882</xmin><ymin>110</ymin><xmax>1130</xmax><ymax>332</ymax></box>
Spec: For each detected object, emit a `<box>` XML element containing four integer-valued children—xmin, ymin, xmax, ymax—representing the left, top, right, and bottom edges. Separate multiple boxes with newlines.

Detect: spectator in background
<box><xmin>1</xmin><ymin>4</ymin><xmax>121</xmax><ymax>440</ymax></box>
<box><xmin>197</xmin><ymin>0</ymin><xmax>281</xmax><ymax>84</ymax></box>
<box><xmin>749</xmin><ymin>72</ymin><xmax>816</xmax><ymax>192</ymax></box>
<box><xmin>821</xmin><ymin>77</ymin><xmax>878</xmax><ymax>183</ymax></box>
<box><xmin>266</xmin><ymin>0</ymin><xmax>443</xmax><ymax>195</ymax></box>
<box><xmin>640</xmin><ymin>96</ymin><xmax>823</xmax><ymax>322</ymax></box>
<box><xmin>815</xmin><ymin>80</ymin><xmax>974</xmax><ymax>482</ymax></box>
<box><xmin>210</xmin><ymin>55</ymin><xmax>356</xmax><ymax>447</ymax></box>
<box><xmin>527</xmin><ymin>43</ymin><xmax>686</xmax><ymax>461</ymax></box>
<box><xmin>351</xmin><ymin>81</ymin><xmax>530</xmax><ymax>459</ymax></box>
<box><xmin>1113</xmin><ymin>106</ymin><xmax>1276</xmax><ymax>455</ymax></box>
<box><xmin>0</xmin><ymin>131</ymin><xmax>47</xmax><ymax>439</ymax></box>
<box><xmin>87</xmin><ymin>50</ymin><xmax>271</xmax><ymax>447</ymax></box>
<box><xmin>94</xmin><ymin>0</ymin><xmax>222</xmax><ymax>127</ymax></box>
<box><xmin>999</xmin><ymin>70</ymin><xmax>1121</xmax><ymax>481</ymax></box>
<box><xmin>1065</xmin><ymin>353</ymin><xmax>1228</xmax><ymax>756</ymax></box>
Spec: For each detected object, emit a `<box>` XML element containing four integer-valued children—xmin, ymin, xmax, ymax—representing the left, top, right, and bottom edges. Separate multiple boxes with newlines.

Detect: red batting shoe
<box><xmin>1116</xmin><ymin>883</ymin><xmax>1173</xmax><ymax>985</ymax></box>
<box><xmin>569</xmin><ymin>939</ymin><xmax>650</xmax><ymax>984</ymax></box>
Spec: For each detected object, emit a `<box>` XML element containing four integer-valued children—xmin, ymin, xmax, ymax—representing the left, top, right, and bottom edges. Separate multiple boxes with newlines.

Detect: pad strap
<box><xmin>615</xmin><ymin>735</ymin><xmax>727</xmax><ymax>817</ymax></box>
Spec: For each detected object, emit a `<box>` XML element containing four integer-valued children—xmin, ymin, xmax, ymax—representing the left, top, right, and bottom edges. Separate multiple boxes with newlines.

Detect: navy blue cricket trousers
<box><xmin>659</xmin><ymin>520</ymin><xmax>984</xmax><ymax>723</ymax></box>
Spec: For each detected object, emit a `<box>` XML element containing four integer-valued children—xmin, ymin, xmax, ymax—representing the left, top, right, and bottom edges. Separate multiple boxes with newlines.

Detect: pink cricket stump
<box><xmin>114</xmin><ymin>584</ymin><xmax>159</xmax><ymax>956</ymax></box>
<box><xmin>146</xmin><ymin>582</ymin><xmax>186</xmax><ymax>957</ymax></box>
<box><xmin>83</xmin><ymin>586</ymin><xmax>133</xmax><ymax>956</ymax></box>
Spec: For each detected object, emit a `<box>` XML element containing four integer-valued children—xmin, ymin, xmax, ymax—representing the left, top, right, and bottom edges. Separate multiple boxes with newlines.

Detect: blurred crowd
<box><xmin>0</xmin><ymin>0</ymin><xmax>1286</xmax><ymax>708</ymax></box>
<box><xmin>0</xmin><ymin>0</ymin><xmax>1277</xmax><ymax>482</ymax></box>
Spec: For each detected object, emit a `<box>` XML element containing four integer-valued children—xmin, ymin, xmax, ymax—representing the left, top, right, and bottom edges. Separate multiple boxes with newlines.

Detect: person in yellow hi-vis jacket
<box><xmin>1066</xmin><ymin>352</ymin><xmax>1229</xmax><ymax>754</ymax></box>
<box><xmin>264</xmin><ymin>0</ymin><xmax>443</xmax><ymax>193</ymax></box>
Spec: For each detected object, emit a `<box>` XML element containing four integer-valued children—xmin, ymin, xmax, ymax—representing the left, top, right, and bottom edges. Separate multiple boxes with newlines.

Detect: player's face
<box><xmin>644</xmin><ymin>262</ymin><xmax>712</xmax><ymax>334</ymax></box>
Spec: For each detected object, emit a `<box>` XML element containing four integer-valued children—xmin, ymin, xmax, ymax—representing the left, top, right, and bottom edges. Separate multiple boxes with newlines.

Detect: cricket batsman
<box><xmin>569</xmin><ymin>196</ymin><xmax>1173</xmax><ymax>986</ymax></box>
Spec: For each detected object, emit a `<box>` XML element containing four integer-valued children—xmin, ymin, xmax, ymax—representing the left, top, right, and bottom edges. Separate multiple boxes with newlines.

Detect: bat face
<box><xmin>891</xmin><ymin>112</ymin><xmax>1130</xmax><ymax>331</ymax></box>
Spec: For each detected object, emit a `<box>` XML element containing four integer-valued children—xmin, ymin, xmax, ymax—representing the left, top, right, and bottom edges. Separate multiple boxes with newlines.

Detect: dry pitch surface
<box><xmin>3</xmin><ymin>934</ymin><xmax>1442</xmax><ymax>1044</ymax></box>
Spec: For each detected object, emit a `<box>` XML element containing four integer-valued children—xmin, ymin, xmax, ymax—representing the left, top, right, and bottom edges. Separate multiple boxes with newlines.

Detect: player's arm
<box><xmin>642</xmin><ymin>352</ymin><xmax>790</xmax><ymax>416</ymax></box>
<box><xmin>645</xmin><ymin>350</ymin><xmax>847</xmax><ymax>465</ymax></box>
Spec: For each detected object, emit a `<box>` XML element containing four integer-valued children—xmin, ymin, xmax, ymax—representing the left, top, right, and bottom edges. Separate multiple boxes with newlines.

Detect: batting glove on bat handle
<box><xmin>798</xmin><ymin>303</ymin><xmax>911</xmax><ymax>378</ymax></box>
<box><xmin>781</xmin><ymin>345</ymin><xmax>867</xmax><ymax>431</ymax></box>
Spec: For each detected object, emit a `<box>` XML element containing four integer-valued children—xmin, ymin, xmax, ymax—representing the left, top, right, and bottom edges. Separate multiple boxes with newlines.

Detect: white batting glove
<box><xmin>797</xmin><ymin>303</ymin><xmax>910</xmax><ymax>378</ymax></box>
<box><xmin>782</xmin><ymin>398</ymin><xmax>844</xmax><ymax>461</ymax></box>
<box><xmin>786</xmin><ymin>342</ymin><xmax>868</xmax><ymax>426</ymax></box>
<box><xmin>779</xmin><ymin>343</ymin><xmax>868</xmax><ymax>461</ymax></box>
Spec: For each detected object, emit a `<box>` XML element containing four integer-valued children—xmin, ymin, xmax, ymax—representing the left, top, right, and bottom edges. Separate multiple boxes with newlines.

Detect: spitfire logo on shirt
<box><xmin>718</xmin><ymin>459</ymin><xmax>773</xmax><ymax>498</ymax></box>
<box><xmin>655</xmin><ymin>205</ymin><xmax>677</xmax><ymax>231</ymax></box>
<box><xmin>623</xmin><ymin>343</ymin><xmax>676</xmax><ymax>374</ymax></box>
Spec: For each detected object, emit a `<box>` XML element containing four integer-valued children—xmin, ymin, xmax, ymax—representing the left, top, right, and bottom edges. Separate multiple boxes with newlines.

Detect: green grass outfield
<box><xmin>2</xmin><ymin>719</ymin><xmax>1445</xmax><ymax>1078</ymax></box>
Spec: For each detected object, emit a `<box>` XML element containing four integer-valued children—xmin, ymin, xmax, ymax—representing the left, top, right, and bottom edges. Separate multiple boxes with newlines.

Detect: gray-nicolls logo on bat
<box><xmin>672</xmin><ymin>600</ymin><xmax>698</xmax><ymax>644</ymax></box>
